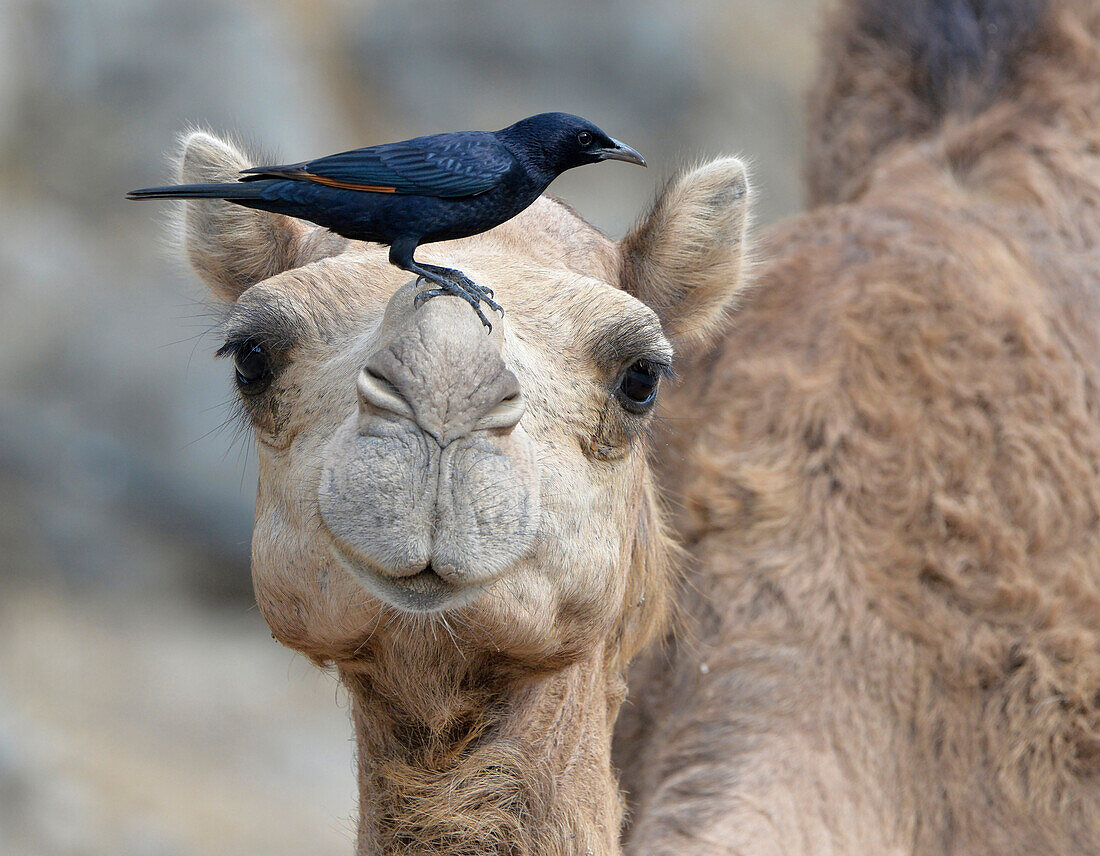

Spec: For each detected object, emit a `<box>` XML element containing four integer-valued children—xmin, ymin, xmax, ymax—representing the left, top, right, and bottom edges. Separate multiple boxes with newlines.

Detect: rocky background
<box><xmin>0</xmin><ymin>1</ymin><xmax>823</xmax><ymax>853</ymax></box>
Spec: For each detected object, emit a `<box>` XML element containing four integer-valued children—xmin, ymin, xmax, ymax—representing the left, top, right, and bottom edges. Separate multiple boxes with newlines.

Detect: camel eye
<box><xmin>577</xmin><ymin>130</ymin><xmax>593</xmax><ymax>147</ymax></box>
<box><xmin>231</xmin><ymin>341</ymin><xmax>273</xmax><ymax>395</ymax></box>
<box><xmin>615</xmin><ymin>361</ymin><xmax>660</xmax><ymax>413</ymax></box>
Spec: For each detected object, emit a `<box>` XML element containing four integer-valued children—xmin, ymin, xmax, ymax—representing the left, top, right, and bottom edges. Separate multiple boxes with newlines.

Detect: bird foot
<box><xmin>412</xmin><ymin>266</ymin><xmax>503</xmax><ymax>331</ymax></box>
<box><xmin>420</xmin><ymin>263</ymin><xmax>495</xmax><ymax>300</ymax></box>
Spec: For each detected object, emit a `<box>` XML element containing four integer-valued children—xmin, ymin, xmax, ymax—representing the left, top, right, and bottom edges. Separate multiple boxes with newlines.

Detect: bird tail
<box><xmin>126</xmin><ymin>182</ymin><xmax>265</xmax><ymax>201</ymax></box>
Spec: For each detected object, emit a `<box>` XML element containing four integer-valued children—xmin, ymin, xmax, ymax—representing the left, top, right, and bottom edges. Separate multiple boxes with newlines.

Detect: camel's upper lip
<box><xmin>330</xmin><ymin>549</ymin><xmax>488</xmax><ymax>614</ymax></box>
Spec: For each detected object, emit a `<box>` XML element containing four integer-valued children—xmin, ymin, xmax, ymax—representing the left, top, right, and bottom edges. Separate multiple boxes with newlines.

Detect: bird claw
<box><xmin>474</xmin><ymin>288</ymin><xmax>504</xmax><ymax>317</ymax></box>
<box><xmin>473</xmin><ymin>306</ymin><xmax>493</xmax><ymax>332</ymax></box>
<box><xmin>413</xmin><ymin>286</ymin><xmax>443</xmax><ymax>309</ymax></box>
<box><xmin>411</xmin><ymin>266</ymin><xmax>500</xmax><ymax>331</ymax></box>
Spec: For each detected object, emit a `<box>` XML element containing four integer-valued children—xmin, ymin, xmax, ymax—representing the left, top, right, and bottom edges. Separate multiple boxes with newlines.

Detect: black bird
<box><xmin>128</xmin><ymin>113</ymin><xmax>646</xmax><ymax>328</ymax></box>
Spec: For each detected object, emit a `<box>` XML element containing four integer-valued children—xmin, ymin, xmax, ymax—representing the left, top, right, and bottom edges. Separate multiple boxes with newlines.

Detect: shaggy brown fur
<box><xmin>617</xmin><ymin>0</ymin><xmax>1100</xmax><ymax>853</ymax></box>
<box><xmin>343</xmin><ymin>651</ymin><xmax>622</xmax><ymax>856</ymax></box>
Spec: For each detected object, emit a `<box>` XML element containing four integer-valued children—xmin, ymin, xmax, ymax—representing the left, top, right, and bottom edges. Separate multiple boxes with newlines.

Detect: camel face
<box><xmin>235</xmin><ymin>236</ymin><xmax>670</xmax><ymax>662</ymax></box>
<box><xmin>176</xmin><ymin>132</ymin><xmax>751</xmax><ymax>669</ymax></box>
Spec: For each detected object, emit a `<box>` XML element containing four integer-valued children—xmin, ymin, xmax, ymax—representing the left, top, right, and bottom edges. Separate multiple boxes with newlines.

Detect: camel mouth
<box><xmin>331</xmin><ymin>548</ymin><xmax>489</xmax><ymax>614</ymax></box>
<box><xmin>402</xmin><ymin>563</ymin><xmax>451</xmax><ymax>594</ymax></box>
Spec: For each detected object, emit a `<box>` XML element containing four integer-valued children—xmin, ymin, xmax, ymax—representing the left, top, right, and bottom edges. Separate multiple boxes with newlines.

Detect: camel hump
<box><xmin>806</xmin><ymin>0</ymin><xmax>1064</xmax><ymax>205</ymax></box>
<box><xmin>852</xmin><ymin>0</ymin><xmax>1045</xmax><ymax>114</ymax></box>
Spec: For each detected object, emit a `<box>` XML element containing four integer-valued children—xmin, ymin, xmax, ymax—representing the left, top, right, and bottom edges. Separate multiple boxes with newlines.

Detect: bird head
<box><xmin>498</xmin><ymin>112</ymin><xmax>647</xmax><ymax>178</ymax></box>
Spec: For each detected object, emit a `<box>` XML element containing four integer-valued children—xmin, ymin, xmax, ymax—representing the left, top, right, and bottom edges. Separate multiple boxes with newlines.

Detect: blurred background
<box><xmin>0</xmin><ymin>0</ymin><xmax>823</xmax><ymax>852</ymax></box>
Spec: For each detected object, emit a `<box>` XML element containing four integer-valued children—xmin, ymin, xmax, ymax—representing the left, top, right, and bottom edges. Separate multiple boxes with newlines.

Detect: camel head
<box><xmin>175</xmin><ymin>130</ymin><xmax>751</xmax><ymax>679</ymax></box>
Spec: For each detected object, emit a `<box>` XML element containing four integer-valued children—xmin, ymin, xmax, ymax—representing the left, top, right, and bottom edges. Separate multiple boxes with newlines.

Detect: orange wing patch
<box><xmin>306</xmin><ymin>174</ymin><xmax>397</xmax><ymax>193</ymax></box>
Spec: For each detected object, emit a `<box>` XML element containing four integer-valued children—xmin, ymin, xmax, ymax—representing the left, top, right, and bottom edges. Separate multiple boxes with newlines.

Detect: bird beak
<box><xmin>598</xmin><ymin>139</ymin><xmax>647</xmax><ymax>167</ymax></box>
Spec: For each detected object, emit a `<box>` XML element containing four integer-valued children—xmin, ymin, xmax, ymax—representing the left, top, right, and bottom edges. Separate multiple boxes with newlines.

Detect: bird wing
<box><xmin>240</xmin><ymin>132</ymin><xmax>517</xmax><ymax>198</ymax></box>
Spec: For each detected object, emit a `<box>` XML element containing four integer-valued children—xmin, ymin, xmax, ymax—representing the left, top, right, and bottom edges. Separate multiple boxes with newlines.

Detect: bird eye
<box><xmin>577</xmin><ymin>130</ymin><xmax>593</xmax><ymax>147</ymax></box>
<box><xmin>615</xmin><ymin>361</ymin><xmax>661</xmax><ymax>413</ymax></box>
<box><xmin>232</xmin><ymin>341</ymin><xmax>273</xmax><ymax>395</ymax></box>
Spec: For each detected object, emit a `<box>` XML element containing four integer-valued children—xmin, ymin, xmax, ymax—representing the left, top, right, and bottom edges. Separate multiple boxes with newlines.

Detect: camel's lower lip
<box><xmin>396</xmin><ymin>564</ymin><xmax>452</xmax><ymax>594</ymax></box>
<box><xmin>331</xmin><ymin>550</ymin><xmax>487</xmax><ymax>614</ymax></box>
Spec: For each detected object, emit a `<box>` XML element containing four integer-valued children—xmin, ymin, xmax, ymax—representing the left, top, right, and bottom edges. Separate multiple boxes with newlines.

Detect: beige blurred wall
<box><xmin>0</xmin><ymin>1</ymin><xmax>824</xmax><ymax>853</ymax></box>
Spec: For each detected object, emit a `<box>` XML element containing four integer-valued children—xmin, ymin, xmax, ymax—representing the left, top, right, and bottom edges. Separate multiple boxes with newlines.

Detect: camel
<box><xmin>160</xmin><ymin>0</ymin><xmax>1100</xmax><ymax>852</ymax></box>
<box><xmin>614</xmin><ymin>0</ymin><xmax>1100</xmax><ymax>853</ymax></box>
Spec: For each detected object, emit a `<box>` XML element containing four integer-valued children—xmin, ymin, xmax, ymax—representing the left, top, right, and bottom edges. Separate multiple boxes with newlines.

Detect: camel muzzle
<box><xmin>315</xmin><ymin>281</ymin><xmax>541</xmax><ymax>613</ymax></box>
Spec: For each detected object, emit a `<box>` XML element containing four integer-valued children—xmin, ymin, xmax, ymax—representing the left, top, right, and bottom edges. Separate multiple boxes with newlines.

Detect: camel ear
<box><xmin>619</xmin><ymin>158</ymin><xmax>751</xmax><ymax>352</ymax></box>
<box><xmin>175</xmin><ymin>130</ymin><xmax>346</xmax><ymax>302</ymax></box>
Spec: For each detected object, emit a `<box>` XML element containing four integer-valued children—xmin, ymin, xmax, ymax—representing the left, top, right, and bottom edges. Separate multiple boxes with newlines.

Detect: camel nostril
<box><xmin>357</xmin><ymin>367</ymin><xmax>415</xmax><ymax>420</ymax></box>
<box><xmin>475</xmin><ymin>389</ymin><xmax>525</xmax><ymax>432</ymax></box>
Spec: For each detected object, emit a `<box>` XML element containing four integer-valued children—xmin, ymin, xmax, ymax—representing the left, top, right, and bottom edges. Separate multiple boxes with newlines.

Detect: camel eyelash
<box><xmin>218</xmin><ymin>294</ymin><xmax>309</xmax><ymax>360</ymax></box>
<box><xmin>584</xmin><ymin>316</ymin><xmax>674</xmax><ymax>375</ymax></box>
<box><xmin>216</xmin><ymin>328</ymin><xmax>293</xmax><ymax>361</ymax></box>
<box><xmin>215</xmin><ymin>337</ymin><xmax>254</xmax><ymax>360</ymax></box>
<box><xmin>634</xmin><ymin>356</ymin><xmax>675</xmax><ymax>381</ymax></box>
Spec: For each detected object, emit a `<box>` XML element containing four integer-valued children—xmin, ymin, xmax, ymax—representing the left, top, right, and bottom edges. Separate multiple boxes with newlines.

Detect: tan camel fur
<box><xmin>614</xmin><ymin>0</ymin><xmax>1100</xmax><ymax>853</ymax></box>
<box><xmin>172</xmin><ymin>128</ymin><xmax>749</xmax><ymax>854</ymax></box>
<box><xmin>166</xmin><ymin>0</ymin><xmax>1100</xmax><ymax>852</ymax></box>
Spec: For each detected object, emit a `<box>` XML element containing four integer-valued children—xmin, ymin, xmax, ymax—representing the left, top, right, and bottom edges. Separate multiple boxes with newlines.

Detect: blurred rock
<box><xmin>0</xmin><ymin>0</ymin><xmax>358</xmax><ymax>595</ymax></box>
<box><xmin>0</xmin><ymin>589</ymin><xmax>355</xmax><ymax>856</ymax></box>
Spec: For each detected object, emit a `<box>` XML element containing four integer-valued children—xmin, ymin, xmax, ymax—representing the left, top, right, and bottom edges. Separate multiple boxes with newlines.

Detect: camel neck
<box><xmin>341</xmin><ymin>649</ymin><xmax>624</xmax><ymax>856</ymax></box>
